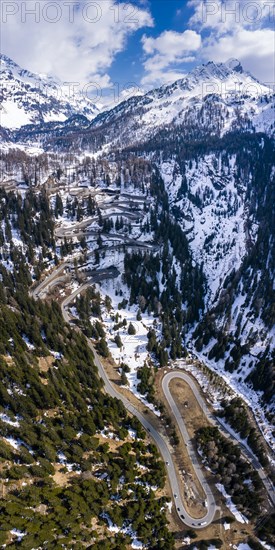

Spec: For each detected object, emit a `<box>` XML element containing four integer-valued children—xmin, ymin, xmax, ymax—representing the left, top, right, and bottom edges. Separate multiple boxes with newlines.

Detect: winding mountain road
<box><xmin>62</xmin><ymin>289</ymin><xmax>217</xmax><ymax>528</ymax></box>
<box><xmin>91</xmin><ymin>354</ymin><xmax>216</xmax><ymax>527</ymax></box>
<box><xmin>33</xmin><ymin>273</ymin><xmax>216</xmax><ymax>527</ymax></box>
<box><xmin>31</xmin><ymin>262</ymin><xmax>71</xmax><ymax>299</ymax></box>
<box><xmin>162</xmin><ymin>373</ymin><xmax>216</xmax><ymax>521</ymax></box>
<box><xmin>32</xmin><ymin>271</ymin><xmax>275</xmax><ymax>529</ymax></box>
<box><xmin>163</xmin><ymin>372</ymin><xmax>275</xmax><ymax>507</ymax></box>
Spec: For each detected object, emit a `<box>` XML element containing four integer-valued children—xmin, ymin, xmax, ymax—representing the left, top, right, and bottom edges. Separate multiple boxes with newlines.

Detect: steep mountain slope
<box><xmin>0</xmin><ymin>185</ymin><xmax>174</xmax><ymax>550</ymax></box>
<box><xmin>0</xmin><ymin>54</ymin><xmax>99</xmax><ymax>129</ymax></box>
<box><xmin>157</xmin><ymin>132</ymin><xmax>275</xmax><ymax>409</ymax></box>
<box><xmin>122</xmin><ymin>132</ymin><xmax>275</xmax><ymax>412</ymax></box>
<box><xmin>1</xmin><ymin>58</ymin><xmax>273</xmax><ymax>150</ymax></box>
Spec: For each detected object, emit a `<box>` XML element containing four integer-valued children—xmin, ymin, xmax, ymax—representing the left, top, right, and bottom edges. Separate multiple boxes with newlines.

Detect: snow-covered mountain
<box><xmin>82</xmin><ymin>58</ymin><xmax>274</xmax><ymax>151</ymax></box>
<box><xmin>0</xmin><ymin>54</ymin><xmax>99</xmax><ymax>129</ymax></box>
<box><xmin>1</xmin><ymin>57</ymin><xmax>274</xmax><ymax>149</ymax></box>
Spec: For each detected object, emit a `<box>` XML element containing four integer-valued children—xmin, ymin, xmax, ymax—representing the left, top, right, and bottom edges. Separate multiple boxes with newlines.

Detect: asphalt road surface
<box><xmin>163</xmin><ymin>372</ymin><xmax>275</xmax><ymax>507</ymax></box>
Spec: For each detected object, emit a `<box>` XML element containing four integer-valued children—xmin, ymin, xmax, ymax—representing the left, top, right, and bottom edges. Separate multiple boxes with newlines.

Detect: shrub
<box><xmin>128</xmin><ymin>323</ymin><xmax>136</xmax><ymax>335</ymax></box>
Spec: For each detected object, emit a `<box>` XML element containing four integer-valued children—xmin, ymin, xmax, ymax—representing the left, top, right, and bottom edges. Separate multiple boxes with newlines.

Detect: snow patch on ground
<box><xmin>4</xmin><ymin>437</ymin><xmax>25</xmax><ymax>450</ymax></box>
<box><xmin>56</xmin><ymin>451</ymin><xmax>81</xmax><ymax>474</ymax></box>
<box><xmin>216</xmin><ymin>483</ymin><xmax>249</xmax><ymax>524</ymax></box>
<box><xmin>22</xmin><ymin>335</ymin><xmax>35</xmax><ymax>351</ymax></box>
<box><xmin>1</xmin><ymin>100</ymin><xmax>32</xmax><ymax>128</ymax></box>
<box><xmin>98</xmin><ymin>273</ymin><xmax>161</xmax><ymax>416</ymax></box>
<box><xmin>101</xmin><ymin>513</ymin><xmax>144</xmax><ymax>548</ymax></box>
<box><xmin>0</xmin><ymin>413</ymin><xmax>20</xmax><ymax>427</ymax></box>
<box><xmin>10</xmin><ymin>529</ymin><xmax>26</xmax><ymax>541</ymax></box>
<box><xmin>166</xmin><ymin>500</ymin><xmax>172</xmax><ymax>513</ymax></box>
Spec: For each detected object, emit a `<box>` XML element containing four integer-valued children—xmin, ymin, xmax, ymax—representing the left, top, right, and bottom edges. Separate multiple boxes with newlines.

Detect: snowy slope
<box><xmin>140</xmin><ymin>58</ymin><xmax>274</xmax><ymax>135</ymax></box>
<box><xmin>0</xmin><ymin>54</ymin><xmax>99</xmax><ymax>129</ymax></box>
<box><xmin>160</xmin><ymin>154</ymin><xmax>251</xmax><ymax>304</ymax></box>
<box><xmin>159</xmin><ymin>132</ymin><xmax>274</xmax><ymax>412</ymax></box>
<box><xmin>87</xmin><ymin>58</ymin><xmax>274</xmax><ymax>150</ymax></box>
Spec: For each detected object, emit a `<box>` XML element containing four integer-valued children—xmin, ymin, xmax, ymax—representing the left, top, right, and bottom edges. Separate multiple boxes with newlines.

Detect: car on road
<box><xmin>174</xmin><ymin>494</ymin><xmax>177</xmax><ymax>498</ymax></box>
<box><xmin>165</xmin><ymin>461</ymin><xmax>169</xmax><ymax>465</ymax></box>
<box><xmin>180</xmin><ymin>515</ymin><xmax>185</xmax><ymax>519</ymax></box>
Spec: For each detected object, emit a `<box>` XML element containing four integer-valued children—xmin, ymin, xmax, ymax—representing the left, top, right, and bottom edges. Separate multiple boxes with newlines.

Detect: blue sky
<box><xmin>2</xmin><ymin>0</ymin><xmax>274</xmax><ymax>105</ymax></box>
<box><xmin>109</xmin><ymin>1</ymin><xmax>196</xmax><ymax>87</ymax></box>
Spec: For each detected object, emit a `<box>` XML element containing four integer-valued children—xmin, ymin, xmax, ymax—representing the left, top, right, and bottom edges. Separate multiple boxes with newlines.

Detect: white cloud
<box><xmin>188</xmin><ymin>0</ymin><xmax>273</xmax><ymax>33</ymax></box>
<box><xmin>141</xmin><ymin>69</ymin><xmax>188</xmax><ymax>88</ymax></box>
<box><xmin>202</xmin><ymin>28</ymin><xmax>275</xmax><ymax>82</ymax></box>
<box><xmin>141</xmin><ymin>29</ymin><xmax>201</xmax><ymax>87</ymax></box>
<box><xmin>142</xmin><ymin>29</ymin><xmax>201</xmax><ymax>56</ymax></box>
<box><xmin>1</xmin><ymin>0</ymin><xmax>153</xmax><ymax>88</ymax></box>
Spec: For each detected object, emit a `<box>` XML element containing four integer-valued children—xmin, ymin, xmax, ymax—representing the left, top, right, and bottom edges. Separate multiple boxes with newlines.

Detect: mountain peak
<box><xmin>0</xmin><ymin>54</ymin><xmax>100</xmax><ymax>129</ymax></box>
<box><xmin>171</xmin><ymin>59</ymin><xmax>247</xmax><ymax>89</ymax></box>
<box><xmin>1</xmin><ymin>53</ymin><xmax>15</xmax><ymax>65</ymax></box>
<box><xmin>1</xmin><ymin>53</ymin><xmax>21</xmax><ymax>72</ymax></box>
<box><xmin>200</xmin><ymin>59</ymin><xmax>244</xmax><ymax>78</ymax></box>
<box><xmin>0</xmin><ymin>53</ymin><xmax>44</xmax><ymax>82</ymax></box>
<box><xmin>224</xmin><ymin>58</ymin><xmax>243</xmax><ymax>73</ymax></box>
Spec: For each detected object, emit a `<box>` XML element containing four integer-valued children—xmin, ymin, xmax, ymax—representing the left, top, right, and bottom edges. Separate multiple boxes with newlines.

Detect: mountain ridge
<box><xmin>0</xmin><ymin>54</ymin><xmax>99</xmax><ymax>129</ymax></box>
<box><xmin>1</xmin><ymin>54</ymin><xmax>274</xmax><ymax>145</ymax></box>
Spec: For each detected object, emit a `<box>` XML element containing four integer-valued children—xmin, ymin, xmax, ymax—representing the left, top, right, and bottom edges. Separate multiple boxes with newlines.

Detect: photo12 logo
<box><xmin>2</xmin><ymin>79</ymin><xmax>142</xmax><ymax>110</ymax></box>
<box><xmin>202</xmin><ymin>1</ymin><xmax>274</xmax><ymax>24</ymax></box>
<box><xmin>200</xmin><ymin>80</ymin><xmax>272</xmax><ymax>100</ymax></box>
<box><xmin>1</xmin><ymin>1</ymin><xmax>140</xmax><ymax>24</ymax></box>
